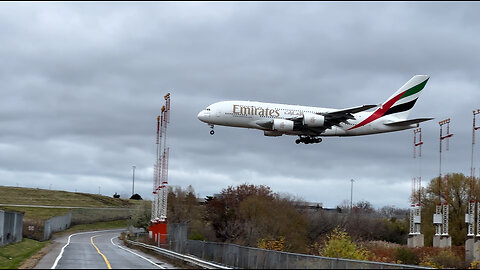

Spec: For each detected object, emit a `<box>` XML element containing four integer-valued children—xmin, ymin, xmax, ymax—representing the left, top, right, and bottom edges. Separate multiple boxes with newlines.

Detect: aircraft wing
<box><xmin>256</xmin><ymin>104</ymin><xmax>377</xmax><ymax>134</ymax></box>
<box><xmin>304</xmin><ymin>104</ymin><xmax>377</xmax><ymax>133</ymax></box>
<box><xmin>325</xmin><ymin>104</ymin><xmax>378</xmax><ymax>116</ymax></box>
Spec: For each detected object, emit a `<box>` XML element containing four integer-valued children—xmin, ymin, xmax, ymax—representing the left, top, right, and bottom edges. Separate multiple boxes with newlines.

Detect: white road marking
<box><xmin>110</xmin><ymin>236</ymin><xmax>165</xmax><ymax>269</ymax></box>
<box><xmin>51</xmin><ymin>229</ymin><xmax>123</xmax><ymax>269</ymax></box>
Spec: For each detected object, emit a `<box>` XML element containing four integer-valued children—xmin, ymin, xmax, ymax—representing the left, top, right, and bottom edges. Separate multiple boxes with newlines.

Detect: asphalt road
<box><xmin>35</xmin><ymin>229</ymin><xmax>176</xmax><ymax>269</ymax></box>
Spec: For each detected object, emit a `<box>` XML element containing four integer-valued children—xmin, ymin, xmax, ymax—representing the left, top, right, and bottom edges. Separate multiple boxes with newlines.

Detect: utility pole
<box><xmin>132</xmin><ymin>165</ymin><xmax>136</xmax><ymax>196</ymax></box>
<box><xmin>350</xmin><ymin>179</ymin><xmax>355</xmax><ymax>213</ymax></box>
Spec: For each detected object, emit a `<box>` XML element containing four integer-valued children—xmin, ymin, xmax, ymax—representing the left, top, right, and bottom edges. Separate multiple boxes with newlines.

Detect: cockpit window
<box><xmin>206</xmin><ymin>108</ymin><xmax>211</xmax><ymax>111</ymax></box>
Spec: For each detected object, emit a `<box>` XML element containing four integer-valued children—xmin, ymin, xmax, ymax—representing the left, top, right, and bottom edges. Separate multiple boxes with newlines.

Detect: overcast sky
<box><xmin>1</xmin><ymin>2</ymin><xmax>480</xmax><ymax>209</ymax></box>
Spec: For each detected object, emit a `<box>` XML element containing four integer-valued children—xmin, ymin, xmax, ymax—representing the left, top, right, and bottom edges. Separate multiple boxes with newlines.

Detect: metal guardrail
<box><xmin>124</xmin><ymin>239</ymin><xmax>231</xmax><ymax>269</ymax></box>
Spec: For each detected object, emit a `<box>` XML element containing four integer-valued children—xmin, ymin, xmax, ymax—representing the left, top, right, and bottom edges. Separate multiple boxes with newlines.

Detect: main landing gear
<box><xmin>209</xmin><ymin>124</ymin><xmax>215</xmax><ymax>135</ymax></box>
<box><xmin>295</xmin><ymin>136</ymin><xmax>322</xmax><ymax>144</ymax></box>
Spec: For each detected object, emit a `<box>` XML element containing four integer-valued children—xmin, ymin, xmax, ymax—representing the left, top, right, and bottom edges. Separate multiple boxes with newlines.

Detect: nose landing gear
<box><xmin>295</xmin><ymin>136</ymin><xmax>322</xmax><ymax>144</ymax></box>
<box><xmin>209</xmin><ymin>124</ymin><xmax>215</xmax><ymax>135</ymax></box>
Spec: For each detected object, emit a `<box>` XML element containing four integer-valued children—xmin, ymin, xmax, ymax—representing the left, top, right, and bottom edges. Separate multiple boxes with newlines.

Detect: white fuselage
<box><xmin>198</xmin><ymin>101</ymin><xmax>416</xmax><ymax>137</ymax></box>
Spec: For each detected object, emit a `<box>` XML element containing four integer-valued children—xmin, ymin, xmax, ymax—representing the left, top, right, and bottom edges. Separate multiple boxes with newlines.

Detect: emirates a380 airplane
<box><xmin>197</xmin><ymin>75</ymin><xmax>433</xmax><ymax>144</ymax></box>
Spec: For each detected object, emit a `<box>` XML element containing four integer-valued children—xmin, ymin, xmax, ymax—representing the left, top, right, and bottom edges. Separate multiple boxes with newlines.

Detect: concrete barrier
<box><xmin>22</xmin><ymin>207</ymin><xmax>132</xmax><ymax>241</ymax></box>
<box><xmin>43</xmin><ymin>211</ymin><xmax>72</xmax><ymax>240</ymax></box>
<box><xmin>0</xmin><ymin>210</ymin><xmax>24</xmax><ymax>246</ymax></box>
<box><xmin>23</xmin><ymin>211</ymin><xmax>72</xmax><ymax>241</ymax></box>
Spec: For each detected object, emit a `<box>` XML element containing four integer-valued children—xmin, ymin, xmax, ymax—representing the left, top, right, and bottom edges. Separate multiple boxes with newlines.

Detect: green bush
<box><xmin>188</xmin><ymin>232</ymin><xmax>206</xmax><ymax>241</ymax></box>
<box><xmin>421</xmin><ymin>250</ymin><xmax>465</xmax><ymax>269</ymax></box>
<box><xmin>130</xmin><ymin>194</ymin><xmax>143</xmax><ymax>200</ymax></box>
<box><xmin>321</xmin><ymin>227</ymin><xmax>372</xmax><ymax>260</ymax></box>
<box><xmin>129</xmin><ymin>204</ymin><xmax>151</xmax><ymax>230</ymax></box>
<box><xmin>432</xmin><ymin>250</ymin><xmax>465</xmax><ymax>269</ymax></box>
<box><xmin>392</xmin><ymin>247</ymin><xmax>419</xmax><ymax>265</ymax></box>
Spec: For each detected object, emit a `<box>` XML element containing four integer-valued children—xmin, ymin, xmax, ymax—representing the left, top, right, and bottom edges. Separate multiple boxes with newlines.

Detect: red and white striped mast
<box><xmin>149</xmin><ymin>93</ymin><xmax>171</xmax><ymax>246</ymax></box>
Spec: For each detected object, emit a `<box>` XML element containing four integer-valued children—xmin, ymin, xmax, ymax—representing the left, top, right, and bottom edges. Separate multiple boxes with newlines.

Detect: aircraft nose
<box><xmin>197</xmin><ymin>110</ymin><xmax>210</xmax><ymax>123</ymax></box>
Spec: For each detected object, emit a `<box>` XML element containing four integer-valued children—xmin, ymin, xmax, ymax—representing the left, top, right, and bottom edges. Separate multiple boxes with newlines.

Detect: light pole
<box><xmin>350</xmin><ymin>179</ymin><xmax>355</xmax><ymax>212</ymax></box>
<box><xmin>132</xmin><ymin>165</ymin><xmax>136</xmax><ymax>196</ymax></box>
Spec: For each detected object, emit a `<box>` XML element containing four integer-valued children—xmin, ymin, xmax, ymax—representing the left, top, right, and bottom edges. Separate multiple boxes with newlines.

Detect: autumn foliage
<box><xmin>204</xmin><ymin>184</ymin><xmax>308</xmax><ymax>252</ymax></box>
<box><xmin>160</xmin><ymin>179</ymin><xmax>473</xmax><ymax>268</ymax></box>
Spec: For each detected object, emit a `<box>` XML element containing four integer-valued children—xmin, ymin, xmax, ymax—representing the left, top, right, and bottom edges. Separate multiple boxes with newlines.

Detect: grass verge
<box><xmin>55</xmin><ymin>219</ymin><xmax>130</xmax><ymax>237</ymax></box>
<box><xmin>1</xmin><ymin>206</ymin><xmax>71</xmax><ymax>220</ymax></box>
<box><xmin>0</xmin><ymin>239</ymin><xmax>49</xmax><ymax>269</ymax></box>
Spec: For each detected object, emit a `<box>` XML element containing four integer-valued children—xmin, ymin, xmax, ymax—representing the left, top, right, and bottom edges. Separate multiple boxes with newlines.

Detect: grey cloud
<box><xmin>1</xmin><ymin>2</ymin><xmax>480</xmax><ymax>208</ymax></box>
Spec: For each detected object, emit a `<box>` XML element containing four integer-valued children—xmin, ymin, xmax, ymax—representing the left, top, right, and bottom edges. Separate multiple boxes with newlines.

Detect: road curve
<box><xmin>35</xmin><ymin>229</ymin><xmax>176</xmax><ymax>269</ymax></box>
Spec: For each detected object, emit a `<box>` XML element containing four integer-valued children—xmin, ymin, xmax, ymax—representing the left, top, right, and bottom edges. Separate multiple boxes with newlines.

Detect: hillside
<box><xmin>0</xmin><ymin>186</ymin><xmax>149</xmax><ymax>220</ymax></box>
<box><xmin>0</xmin><ymin>186</ymin><xmax>142</xmax><ymax>208</ymax></box>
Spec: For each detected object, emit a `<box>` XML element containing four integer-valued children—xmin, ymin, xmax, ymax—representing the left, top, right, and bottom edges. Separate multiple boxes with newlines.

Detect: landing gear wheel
<box><xmin>210</xmin><ymin>130</ymin><xmax>215</xmax><ymax>135</ymax></box>
<box><xmin>296</xmin><ymin>136</ymin><xmax>323</xmax><ymax>144</ymax></box>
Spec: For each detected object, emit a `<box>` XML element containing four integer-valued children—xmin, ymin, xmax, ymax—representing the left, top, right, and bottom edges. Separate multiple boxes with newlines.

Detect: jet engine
<box><xmin>302</xmin><ymin>112</ymin><xmax>325</xmax><ymax>127</ymax></box>
<box><xmin>264</xmin><ymin>130</ymin><xmax>283</xmax><ymax>137</ymax></box>
<box><xmin>272</xmin><ymin>119</ymin><xmax>294</xmax><ymax>131</ymax></box>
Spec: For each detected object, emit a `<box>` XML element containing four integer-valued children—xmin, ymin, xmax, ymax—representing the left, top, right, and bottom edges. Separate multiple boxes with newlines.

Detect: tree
<box><xmin>353</xmin><ymin>200</ymin><xmax>375</xmax><ymax>214</ymax></box>
<box><xmin>205</xmin><ymin>184</ymin><xmax>276</xmax><ymax>242</ymax></box>
<box><xmin>305</xmin><ymin>209</ymin><xmax>348</xmax><ymax>245</ymax></box>
<box><xmin>167</xmin><ymin>185</ymin><xmax>214</xmax><ymax>241</ymax></box>
<box><xmin>421</xmin><ymin>173</ymin><xmax>471</xmax><ymax>246</ymax></box>
<box><xmin>378</xmin><ymin>205</ymin><xmax>408</xmax><ymax>219</ymax></box>
<box><xmin>204</xmin><ymin>183</ymin><xmax>308</xmax><ymax>252</ymax></box>
<box><xmin>129</xmin><ymin>203</ymin><xmax>151</xmax><ymax>230</ymax></box>
<box><xmin>130</xmin><ymin>193</ymin><xmax>143</xmax><ymax>200</ymax></box>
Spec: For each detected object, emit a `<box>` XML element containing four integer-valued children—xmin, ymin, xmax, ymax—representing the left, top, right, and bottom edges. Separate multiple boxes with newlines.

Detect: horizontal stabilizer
<box><xmin>384</xmin><ymin>118</ymin><xmax>434</xmax><ymax>126</ymax></box>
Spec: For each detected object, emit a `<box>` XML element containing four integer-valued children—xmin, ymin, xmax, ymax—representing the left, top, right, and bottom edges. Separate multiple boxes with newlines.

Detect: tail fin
<box><xmin>348</xmin><ymin>75</ymin><xmax>429</xmax><ymax>130</ymax></box>
<box><xmin>380</xmin><ymin>75</ymin><xmax>429</xmax><ymax>120</ymax></box>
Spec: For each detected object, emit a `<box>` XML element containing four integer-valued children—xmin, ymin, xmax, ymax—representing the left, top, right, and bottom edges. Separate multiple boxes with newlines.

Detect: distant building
<box><xmin>0</xmin><ymin>210</ymin><xmax>24</xmax><ymax>246</ymax></box>
<box><xmin>295</xmin><ymin>202</ymin><xmax>324</xmax><ymax>211</ymax></box>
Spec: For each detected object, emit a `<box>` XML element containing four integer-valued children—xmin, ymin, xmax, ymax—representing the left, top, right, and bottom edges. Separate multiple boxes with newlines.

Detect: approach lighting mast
<box><xmin>468</xmin><ymin>109</ymin><xmax>480</xmax><ymax>237</ymax></box>
<box><xmin>410</xmin><ymin>128</ymin><xmax>423</xmax><ymax>236</ymax></box>
<box><xmin>433</xmin><ymin>118</ymin><xmax>453</xmax><ymax>247</ymax></box>
<box><xmin>149</xmin><ymin>93</ymin><xmax>171</xmax><ymax>246</ymax></box>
